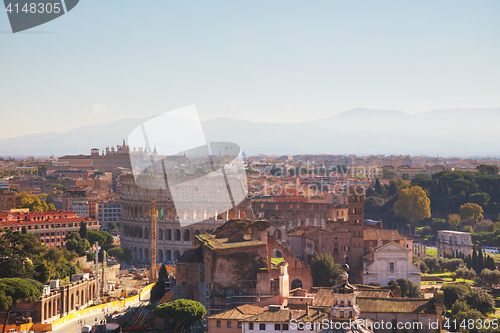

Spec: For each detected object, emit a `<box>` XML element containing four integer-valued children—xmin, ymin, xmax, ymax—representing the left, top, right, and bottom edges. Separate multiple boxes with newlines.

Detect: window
<box><xmin>249</xmin><ymin>323</ymin><xmax>254</xmax><ymax>330</ymax></box>
<box><xmin>389</xmin><ymin>262</ymin><xmax>395</xmax><ymax>271</ymax></box>
<box><xmin>275</xmin><ymin>323</ymin><xmax>281</xmax><ymax>330</ymax></box>
<box><xmin>259</xmin><ymin>323</ymin><xmax>266</xmax><ymax>330</ymax></box>
<box><xmin>216</xmin><ymin>321</ymin><xmax>221</xmax><ymax>327</ymax></box>
<box><xmin>227</xmin><ymin>321</ymin><xmax>231</xmax><ymax>328</ymax></box>
<box><xmin>283</xmin><ymin>324</ymin><xmax>289</xmax><ymax>330</ymax></box>
<box><xmin>238</xmin><ymin>321</ymin><xmax>242</xmax><ymax>328</ymax></box>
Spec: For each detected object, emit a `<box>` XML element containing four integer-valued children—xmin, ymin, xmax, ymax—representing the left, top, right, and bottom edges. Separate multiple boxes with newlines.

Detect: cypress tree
<box><xmin>79</xmin><ymin>221</ymin><xmax>88</xmax><ymax>239</ymax></box>
<box><xmin>21</xmin><ymin>226</ymin><xmax>27</xmax><ymax>234</ymax></box>
<box><xmin>375</xmin><ymin>179</ymin><xmax>382</xmax><ymax>194</ymax></box>
<box><xmin>472</xmin><ymin>248</ymin><xmax>478</xmax><ymax>273</ymax></box>
<box><xmin>478</xmin><ymin>248</ymin><xmax>484</xmax><ymax>273</ymax></box>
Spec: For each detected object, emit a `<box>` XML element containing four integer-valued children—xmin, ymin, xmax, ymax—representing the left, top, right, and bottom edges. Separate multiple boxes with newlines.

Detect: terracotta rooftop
<box><xmin>357</xmin><ymin>297</ymin><xmax>435</xmax><ymax>314</ymax></box>
<box><xmin>207</xmin><ymin>304</ymin><xmax>267</xmax><ymax>320</ymax></box>
<box><xmin>242</xmin><ymin>308</ymin><xmax>328</xmax><ymax>323</ymax></box>
<box><xmin>364</xmin><ymin>229</ymin><xmax>405</xmax><ymax>241</ymax></box>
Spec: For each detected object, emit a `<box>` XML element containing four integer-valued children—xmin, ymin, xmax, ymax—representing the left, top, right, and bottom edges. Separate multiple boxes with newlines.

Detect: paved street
<box><xmin>53</xmin><ymin>289</ymin><xmax>150</xmax><ymax>333</ymax></box>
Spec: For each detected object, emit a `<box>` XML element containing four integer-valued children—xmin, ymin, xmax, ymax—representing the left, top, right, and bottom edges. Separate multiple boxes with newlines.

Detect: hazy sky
<box><xmin>1</xmin><ymin>1</ymin><xmax>499</xmax><ymax>139</ymax></box>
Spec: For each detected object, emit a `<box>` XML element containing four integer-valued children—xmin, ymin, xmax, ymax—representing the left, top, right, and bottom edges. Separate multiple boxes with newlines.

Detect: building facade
<box><xmin>0</xmin><ymin>210</ymin><xmax>100</xmax><ymax>248</ymax></box>
<box><xmin>437</xmin><ymin>230</ymin><xmax>473</xmax><ymax>258</ymax></box>
<box><xmin>119</xmin><ymin>174</ymin><xmax>253</xmax><ymax>263</ymax></box>
<box><xmin>363</xmin><ymin>241</ymin><xmax>421</xmax><ymax>286</ymax></box>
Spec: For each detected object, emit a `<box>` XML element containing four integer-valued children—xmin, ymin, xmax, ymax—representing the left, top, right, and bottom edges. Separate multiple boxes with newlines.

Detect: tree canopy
<box><xmin>393</xmin><ymin>186</ymin><xmax>431</xmax><ymax>233</ymax></box>
<box><xmin>459</xmin><ymin>203</ymin><xmax>484</xmax><ymax>221</ymax></box>
<box><xmin>153</xmin><ymin>299</ymin><xmax>206</xmax><ymax>333</ymax></box>
<box><xmin>310</xmin><ymin>253</ymin><xmax>342</xmax><ymax>287</ymax></box>
<box><xmin>0</xmin><ymin>278</ymin><xmax>41</xmax><ymax>333</ymax></box>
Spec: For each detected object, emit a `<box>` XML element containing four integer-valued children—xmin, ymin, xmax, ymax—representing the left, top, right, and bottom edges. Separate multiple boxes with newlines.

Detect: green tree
<box><xmin>153</xmin><ymin>299</ymin><xmax>206</xmax><ymax>333</ymax></box>
<box><xmin>476</xmin><ymin>164</ymin><xmax>499</xmax><ymax>176</ymax></box>
<box><xmin>87</xmin><ymin>231</ymin><xmax>114</xmax><ymax>249</ymax></box>
<box><xmin>455</xmin><ymin>265</ymin><xmax>476</xmax><ymax>281</ymax></box>
<box><xmin>465</xmin><ymin>288</ymin><xmax>495</xmax><ymax>315</ymax></box>
<box><xmin>441</xmin><ymin>283</ymin><xmax>471</xmax><ymax>309</ymax></box>
<box><xmin>374</xmin><ymin>179</ymin><xmax>381</xmax><ymax>194</ymax></box>
<box><xmin>79</xmin><ymin>221</ymin><xmax>88</xmax><ymax>240</ymax></box>
<box><xmin>395</xmin><ymin>279</ymin><xmax>422</xmax><ymax>298</ymax></box>
<box><xmin>107</xmin><ymin>247</ymin><xmax>132</xmax><ymax>262</ymax></box>
<box><xmin>393</xmin><ymin>186</ymin><xmax>431</xmax><ymax>234</ymax></box>
<box><xmin>459</xmin><ymin>203</ymin><xmax>484</xmax><ymax>222</ymax></box>
<box><xmin>448</xmin><ymin>214</ymin><xmax>462</xmax><ymax>231</ymax></box>
<box><xmin>34</xmin><ymin>263</ymin><xmax>50</xmax><ymax>285</ymax></box>
<box><xmin>310</xmin><ymin>253</ymin><xmax>342</xmax><ymax>287</ymax></box>
<box><xmin>450</xmin><ymin>300</ymin><xmax>485</xmax><ymax>333</ymax></box>
<box><xmin>0</xmin><ymin>278</ymin><xmax>41</xmax><ymax>333</ymax></box>
<box><xmin>151</xmin><ymin>265</ymin><xmax>168</xmax><ymax>304</ymax></box>
<box><xmin>65</xmin><ymin>233</ymin><xmax>90</xmax><ymax>257</ymax></box>
<box><xmin>21</xmin><ymin>227</ymin><xmax>27</xmax><ymax>235</ymax></box>
<box><xmin>480</xmin><ymin>268</ymin><xmax>500</xmax><ymax>286</ymax></box>
<box><xmin>469</xmin><ymin>192</ymin><xmax>490</xmax><ymax>207</ymax></box>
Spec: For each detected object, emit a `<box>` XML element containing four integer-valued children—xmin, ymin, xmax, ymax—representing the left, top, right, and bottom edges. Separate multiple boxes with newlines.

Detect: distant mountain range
<box><xmin>1</xmin><ymin>107</ymin><xmax>500</xmax><ymax>157</ymax></box>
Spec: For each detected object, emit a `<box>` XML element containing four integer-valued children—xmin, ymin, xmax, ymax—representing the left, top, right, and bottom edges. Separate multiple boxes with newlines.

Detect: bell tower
<box><xmin>348</xmin><ymin>186</ymin><xmax>365</xmax><ymax>272</ymax></box>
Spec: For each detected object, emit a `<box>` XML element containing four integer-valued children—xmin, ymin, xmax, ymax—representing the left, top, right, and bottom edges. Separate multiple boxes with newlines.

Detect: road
<box><xmin>53</xmin><ymin>289</ymin><xmax>150</xmax><ymax>333</ymax></box>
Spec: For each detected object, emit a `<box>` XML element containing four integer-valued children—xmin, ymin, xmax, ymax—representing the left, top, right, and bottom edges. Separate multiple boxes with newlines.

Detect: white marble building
<box><xmin>363</xmin><ymin>238</ymin><xmax>421</xmax><ymax>286</ymax></box>
<box><xmin>437</xmin><ymin>230</ymin><xmax>472</xmax><ymax>258</ymax></box>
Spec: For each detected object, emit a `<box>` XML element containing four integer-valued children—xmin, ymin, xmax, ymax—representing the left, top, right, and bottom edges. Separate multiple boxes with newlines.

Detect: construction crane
<box><xmin>149</xmin><ymin>199</ymin><xmax>158</xmax><ymax>284</ymax></box>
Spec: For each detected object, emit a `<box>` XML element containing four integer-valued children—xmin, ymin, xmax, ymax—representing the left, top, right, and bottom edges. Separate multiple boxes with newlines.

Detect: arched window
<box><xmin>139</xmin><ymin>247</ymin><xmax>143</xmax><ymax>260</ymax></box>
<box><xmin>195</xmin><ymin>229</ymin><xmax>201</xmax><ymax>235</ymax></box>
<box><xmin>274</xmin><ymin>230</ymin><xmax>282</xmax><ymax>240</ymax></box>
<box><xmin>144</xmin><ymin>248</ymin><xmax>149</xmax><ymax>261</ymax></box>
<box><xmin>184</xmin><ymin>229</ymin><xmax>190</xmax><ymax>241</ymax></box>
<box><xmin>175</xmin><ymin>229</ymin><xmax>181</xmax><ymax>241</ymax></box>
<box><xmin>166</xmin><ymin>250</ymin><xmax>171</xmax><ymax>262</ymax></box>
<box><xmin>291</xmin><ymin>279</ymin><xmax>302</xmax><ymax>290</ymax></box>
<box><xmin>166</xmin><ymin>229</ymin><xmax>172</xmax><ymax>240</ymax></box>
<box><xmin>238</xmin><ymin>210</ymin><xmax>246</xmax><ymax>218</ymax></box>
<box><xmin>184</xmin><ymin>209</ymin><xmax>190</xmax><ymax>220</ymax></box>
<box><xmin>204</xmin><ymin>209</ymin><xmax>212</xmax><ymax>219</ymax></box>
<box><xmin>159</xmin><ymin>228</ymin><xmax>163</xmax><ymax>240</ymax></box>
<box><xmin>174</xmin><ymin>250</ymin><xmax>181</xmax><ymax>260</ymax></box>
<box><xmin>194</xmin><ymin>209</ymin><xmax>201</xmax><ymax>220</ymax></box>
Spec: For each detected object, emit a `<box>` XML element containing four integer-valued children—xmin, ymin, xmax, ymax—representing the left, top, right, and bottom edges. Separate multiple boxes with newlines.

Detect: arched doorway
<box><xmin>291</xmin><ymin>279</ymin><xmax>302</xmax><ymax>290</ymax></box>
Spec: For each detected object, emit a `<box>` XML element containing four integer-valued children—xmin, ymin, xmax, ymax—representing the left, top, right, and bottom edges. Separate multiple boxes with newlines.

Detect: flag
<box><xmin>160</xmin><ymin>208</ymin><xmax>164</xmax><ymax>219</ymax></box>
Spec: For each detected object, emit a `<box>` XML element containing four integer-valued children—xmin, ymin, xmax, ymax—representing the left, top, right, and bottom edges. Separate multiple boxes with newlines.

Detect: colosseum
<box><xmin>120</xmin><ymin>173</ymin><xmax>253</xmax><ymax>263</ymax></box>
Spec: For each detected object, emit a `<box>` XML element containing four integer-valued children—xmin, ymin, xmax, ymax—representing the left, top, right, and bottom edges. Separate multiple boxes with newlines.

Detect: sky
<box><xmin>1</xmin><ymin>0</ymin><xmax>500</xmax><ymax>140</ymax></box>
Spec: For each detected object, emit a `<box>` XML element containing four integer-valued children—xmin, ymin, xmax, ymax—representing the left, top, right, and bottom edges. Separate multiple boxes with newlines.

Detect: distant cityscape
<box><xmin>2</xmin><ymin>141</ymin><xmax>500</xmax><ymax>332</ymax></box>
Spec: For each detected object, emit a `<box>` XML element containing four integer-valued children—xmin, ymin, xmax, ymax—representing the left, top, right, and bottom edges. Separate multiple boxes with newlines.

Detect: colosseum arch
<box><xmin>134</xmin><ymin>247</ymin><xmax>137</xmax><ymax>259</ymax></box>
<box><xmin>166</xmin><ymin>229</ymin><xmax>172</xmax><ymax>240</ymax></box>
<box><xmin>184</xmin><ymin>209</ymin><xmax>191</xmax><ymax>220</ymax></box>
<box><xmin>158</xmin><ymin>249</ymin><xmax>163</xmax><ymax>263</ymax></box>
<box><xmin>175</xmin><ymin>229</ymin><xmax>181</xmax><ymax>241</ymax></box>
<box><xmin>184</xmin><ymin>229</ymin><xmax>190</xmax><ymax>241</ymax></box>
<box><xmin>70</xmin><ymin>293</ymin><xmax>74</xmax><ymax>311</ymax></box>
<box><xmin>165</xmin><ymin>250</ymin><xmax>171</xmax><ymax>262</ymax></box>
<box><xmin>139</xmin><ymin>247</ymin><xmax>143</xmax><ymax>260</ymax></box>
<box><xmin>204</xmin><ymin>209</ymin><xmax>212</xmax><ymax>219</ymax></box>
<box><xmin>195</xmin><ymin>229</ymin><xmax>200</xmax><ymax>235</ymax></box>
<box><xmin>144</xmin><ymin>227</ymin><xmax>149</xmax><ymax>239</ymax></box>
<box><xmin>167</xmin><ymin>208</ymin><xmax>172</xmax><ymax>219</ymax></box>
<box><xmin>144</xmin><ymin>248</ymin><xmax>149</xmax><ymax>261</ymax></box>
<box><xmin>228</xmin><ymin>209</ymin><xmax>235</xmax><ymax>219</ymax></box>
<box><xmin>159</xmin><ymin>228</ymin><xmax>163</xmax><ymax>240</ymax></box>
<box><xmin>174</xmin><ymin>250</ymin><xmax>181</xmax><ymax>260</ymax></box>
<box><xmin>194</xmin><ymin>209</ymin><xmax>201</xmax><ymax>220</ymax></box>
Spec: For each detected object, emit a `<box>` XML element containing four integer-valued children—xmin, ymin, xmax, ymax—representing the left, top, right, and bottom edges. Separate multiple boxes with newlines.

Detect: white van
<box><xmin>82</xmin><ymin>325</ymin><xmax>93</xmax><ymax>333</ymax></box>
